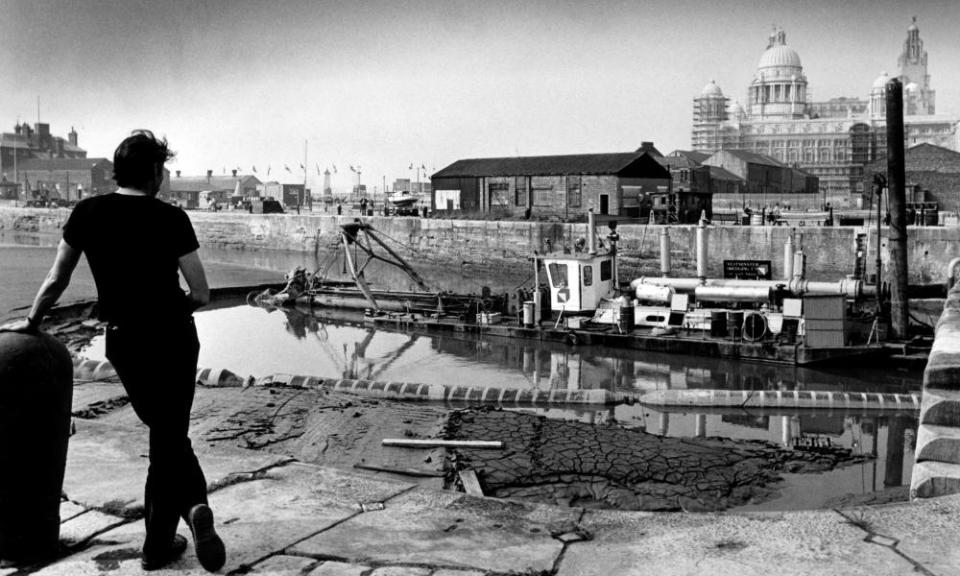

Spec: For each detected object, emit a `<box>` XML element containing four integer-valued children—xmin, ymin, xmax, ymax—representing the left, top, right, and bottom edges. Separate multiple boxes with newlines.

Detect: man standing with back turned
<box><xmin>0</xmin><ymin>130</ymin><xmax>226</xmax><ymax>572</ymax></box>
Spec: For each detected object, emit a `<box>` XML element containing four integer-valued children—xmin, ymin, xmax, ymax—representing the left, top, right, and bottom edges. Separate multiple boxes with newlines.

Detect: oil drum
<box><xmin>618</xmin><ymin>305</ymin><xmax>634</xmax><ymax>331</ymax></box>
<box><xmin>710</xmin><ymin>311</ymin><xmax>727</xmax><ymax>337</ymax></box>
<box><xmin>522</xmin><ymin>301</ymin><xmax>535</xmax><ymax>327</ymax></box>
<box><xmin>726</xmin><ymin>311</ymin><xmax>744</xmax><ymax>339</ymax></box>
<box><xmin>0</xmin><ymin>331</ymin><xmax>73</xmax><ymax>565</ymax></box>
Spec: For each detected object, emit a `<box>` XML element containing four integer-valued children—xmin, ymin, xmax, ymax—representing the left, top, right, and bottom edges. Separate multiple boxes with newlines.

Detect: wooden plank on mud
<box><xmin>382</xmin><ymin>439</ymin><xmax>504</xmax><ymax>449</ymax></box>
<box><xmin>353</xmin><ymin>463</ymin><xmax>444</xmax><ymax>477</ymax></box>
<box><xmin>459</xmin><ymin>469</ymin><xmax>484</xmax><ymax>497</ymax></box>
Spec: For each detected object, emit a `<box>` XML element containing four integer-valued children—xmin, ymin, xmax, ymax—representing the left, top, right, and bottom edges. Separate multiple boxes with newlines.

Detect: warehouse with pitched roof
<box><xmin>430</xmin><ymin>151</ymin><xmax>672</xmax><ymax>220</ymax></box>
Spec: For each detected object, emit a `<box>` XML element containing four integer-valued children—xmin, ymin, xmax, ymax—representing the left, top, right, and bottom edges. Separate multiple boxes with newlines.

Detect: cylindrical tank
<box><xmin>710</xmin><ymin>311</ymin><xmax>727</xmax><ymax>337</ymax></box>
<box><xmin>750</xmin><ymin>213</ymin><xmax>763</xmax><ymax>226</ymax></box>
<box><xmin>695</xmin><ymin>285</ymin><xmax>772</xmax><ymax>303</ymax></box>
<box><xmin>631</xmin><ymin>277</ymin><xmax>701</xmax><ymax>293</ymax></box>
<box><xmin>0</xmin><ymin>331</ymin><xmax>73</xmax><ymax>565</ymax></box>
<box><xmin>793</xmin><ymin>250</ymin><xmax>806</xmax><ymax>280</ymax></box>
<box><xmin>726</xmin><ymin>311</ymin><xmax>744</xmax><ymax>339</ymax></box>
<box><xmin>634</xmin><ymin>283</ymin><xmax>675</xmax><ymax>304</ymax></box>
<box><xmin>522</xmin><ymin>301</ymin><xmax>535</xmax><ymax>327</ymax></box>
<box><xmin>696</xmin><ymin>219</ymin><xmax>709</xmax><ymax>279</ymax></box>
<box><xmin>659</xmin><ymin>227</ymin><xmax>671</xmax><ymax>276</ymax></box>
<box><xmin>783</xmin><ymin>233</ymin><xmax>794</xmax><ymax>281</ymax></box>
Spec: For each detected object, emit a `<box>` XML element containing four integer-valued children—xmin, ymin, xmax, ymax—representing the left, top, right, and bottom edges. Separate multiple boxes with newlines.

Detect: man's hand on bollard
<box><xmin>0</xmin><ymin>317</ymin><xmax>40</xmax><ymax>334</ymax></box>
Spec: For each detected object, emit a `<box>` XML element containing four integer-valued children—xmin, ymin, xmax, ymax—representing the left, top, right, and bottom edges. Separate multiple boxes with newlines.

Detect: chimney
<box><xmin>176</xmin><ymin>170</ymin><xmax>181</xmax><ymax>178</ymax></box>
<box><xmin>231</xmin><ymin>169</ymin><xmax>237</xmax><ymax>177</ymax></box>
<box><xmin>206</xmin><ymin>170</ymin><xmax>213</xmax><ymax>182</ymax></box>
<box><xmin>68</xmin><ymin>127</ymin><xmax>78</xmax><ymax>146</ymax></box>
<box><xmin>56</xmin><ymin>139</ymin><xmax>64</xmax><ymax>158</ymax></box>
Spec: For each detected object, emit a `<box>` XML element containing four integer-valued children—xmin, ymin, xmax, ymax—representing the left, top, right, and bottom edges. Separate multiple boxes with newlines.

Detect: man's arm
<box><xmin>0</xmin><ymin>239</ymin><xmax>81</xmax><ymax>332</ymax></box>
<box><xmin>179</xmin><ymin>250</ymin><xmax>210</xmax><ymax>312</ymax></box>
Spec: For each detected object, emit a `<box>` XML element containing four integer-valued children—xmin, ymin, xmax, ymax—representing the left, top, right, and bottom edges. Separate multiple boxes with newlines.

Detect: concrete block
<box><xmin>915</xmin><ymin>423</ymin><xmax>960</xmax><ymax>464</ymax></box>
<box><xmin>918</xmin><ymin>387</ymin><xmax>960</xmax><ymax>426</ymax></box>
<box><xmin>910</xmin><ymin>460</ymin><xmax>960</xmax><ymax>499</ymax></box>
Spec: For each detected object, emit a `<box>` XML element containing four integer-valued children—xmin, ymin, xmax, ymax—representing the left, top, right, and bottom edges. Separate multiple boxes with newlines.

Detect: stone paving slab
<box><xmin>306</xmin><ymin>561</ymin><xmax>372</xmax><ymax>576</ymax></box>
<box><xmin>63</xmin><ymin>419</ymin><xmax>290</xmax><ymax>515</ymax></box>
<box><xmin>205</xmin><ymin>463</ymin><xmax>415</xmax><ymax>573</ymax></box>
<box><xmin>59</xmin><ymin>500</ymin><xmax>88</xmax><ymax>523</ymax></box>
<box><xmin>39</xmin><ymin>463</ymin><xmax>413</xmax><ymax>575</ymax></box>
<box><xmin>59</xmin><ymin>510</ymin><xmax>128</xmax><ymax>548</ymax></box>
<box><xmin>557</xmin><ymin>508</ymin><xmax>916</xmax><ymax>576</ymax></box>
<box><xmin>246</xmin><ymin>554</ymin><xmax>320</xmax><ymax>574</ymax></box>
<box><xmin>841</xmin><ymin>494</ymin><xmax>960</xmax><ymax>576</ymax></box>
<box><xmin>292</xmin><ymin>487</ymin><xmax>578</xmax><ymax>574</ymax></box>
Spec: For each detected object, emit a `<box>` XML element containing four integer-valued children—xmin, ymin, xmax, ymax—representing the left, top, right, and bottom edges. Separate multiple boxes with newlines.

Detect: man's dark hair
<box><xmin>112</xmin><ymin>130</ymin><xmax>175</xmax><ymax>191</ymax></box>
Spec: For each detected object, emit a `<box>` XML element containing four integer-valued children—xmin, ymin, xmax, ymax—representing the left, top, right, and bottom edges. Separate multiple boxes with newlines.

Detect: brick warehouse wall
<box><xmin>4</xmin><ymin>206</ymin><xmax>960</xmax><ymax>284</ymax></box>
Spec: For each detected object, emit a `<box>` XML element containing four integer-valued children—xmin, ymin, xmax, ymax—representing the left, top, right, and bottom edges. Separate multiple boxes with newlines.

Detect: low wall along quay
<box><xmin>4</xmin><ymin>206</ymin><xmax>960</xmax><ymax>284</ymax></box>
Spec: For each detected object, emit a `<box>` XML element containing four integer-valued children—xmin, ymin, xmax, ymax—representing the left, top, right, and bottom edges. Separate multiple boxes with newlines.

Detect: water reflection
<box><xmin>79</xmin><ymin>289</ymin><xmax>923</xmax><ymax>509</ymax></box>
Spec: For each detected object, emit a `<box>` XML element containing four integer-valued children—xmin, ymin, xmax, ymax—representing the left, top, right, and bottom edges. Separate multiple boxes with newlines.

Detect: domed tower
<box><xmin>897</xmin><ymin>17</ymin><xmax>934</xmax><ymax>114</ymax></box>
<box><xmin>691</xmin><ymin>80</ymin><xmax>730</xmax><ymax>152</ymax></box>
<box><xmin>748</xmin><ymin>28</ymin><xmax>808</xmax><ymax>119</ymax></box>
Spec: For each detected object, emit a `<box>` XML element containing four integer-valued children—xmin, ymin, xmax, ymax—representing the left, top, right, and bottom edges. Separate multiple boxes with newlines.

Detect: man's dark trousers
<box><xmin>105</xmin><ymin>318</ymin><xmax>208</xmax><ymax>558</ymax></box>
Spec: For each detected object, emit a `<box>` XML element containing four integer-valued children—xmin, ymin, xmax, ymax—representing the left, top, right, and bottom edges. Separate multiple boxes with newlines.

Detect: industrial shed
<box><xmin>430</xmin><ymin>151</ymin><xmax>672</xmax><ymax>219</ymax></box>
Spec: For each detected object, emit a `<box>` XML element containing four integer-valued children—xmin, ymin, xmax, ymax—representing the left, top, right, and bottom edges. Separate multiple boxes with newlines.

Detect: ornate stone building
<box><xmin>692</xmin><ymin>20</ymin><xmax>959</xmax><ymax>207</ymax></box>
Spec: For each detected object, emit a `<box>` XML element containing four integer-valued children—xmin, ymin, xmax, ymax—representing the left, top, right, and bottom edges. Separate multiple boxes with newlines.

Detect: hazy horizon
<box><xmin>2</xmin><ymin>0</ymin><xmax>958</xmax><ymax>192</ymax></box>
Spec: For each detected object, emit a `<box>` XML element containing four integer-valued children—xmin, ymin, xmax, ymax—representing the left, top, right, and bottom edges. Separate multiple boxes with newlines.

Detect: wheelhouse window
<box><xmin>547</xmin><ymin>263</ymin><xmax>569</xmax><ymax>288</ymax></box>
<box><xmin>600</xmin><ymin>259</ymin><xmax>612</xmax><ymax>281</ymax></box>
<box><xmin>583</xmin><ymin>265</ymin><xmax>593</xmax><ymax>287</ymax></box>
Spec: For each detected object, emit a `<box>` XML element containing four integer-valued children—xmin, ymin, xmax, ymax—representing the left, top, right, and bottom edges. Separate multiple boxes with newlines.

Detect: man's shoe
<box><xmin>141</xmin><ymin>534</ymin><xmax>187</xmax><ymax>571</ymax></box>
<box><xmin>187</xmin><ymin>504</ymin><xmax>225</xmax><ymax>572</ymax></box>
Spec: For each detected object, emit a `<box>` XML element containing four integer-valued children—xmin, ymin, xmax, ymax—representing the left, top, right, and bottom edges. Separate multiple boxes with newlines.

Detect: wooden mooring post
<box><xmin>886</xmin><ymin>78</ymin><xmax>909</xmax><ymax>340</ymax></box>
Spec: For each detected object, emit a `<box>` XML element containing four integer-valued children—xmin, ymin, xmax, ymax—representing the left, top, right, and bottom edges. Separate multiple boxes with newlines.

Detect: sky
<box><xmin>2</xmin><ymin>0</ymin><xmax>958</xmax><ymax>193</ymax></box>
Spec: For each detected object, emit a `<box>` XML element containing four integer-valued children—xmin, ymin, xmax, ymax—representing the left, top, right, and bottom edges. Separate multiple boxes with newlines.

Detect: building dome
<box><xmin>730</xmin><ymin>100</ymin><xmax>745</xmax><ymax>115</ymax></box>
<box><xmin>758</xmin><ymin>44</ymin><xmax>802</xmax><ymax>70</ymax></box>
<box><xmin>872</xmin><ymin>71</ymin><xmax>890</xmax><ymax>89</ymax></box>
<box><xmin>701</xmin><ymin>80</ymin><xmax>724</xmax><ymax>96</ymax></box>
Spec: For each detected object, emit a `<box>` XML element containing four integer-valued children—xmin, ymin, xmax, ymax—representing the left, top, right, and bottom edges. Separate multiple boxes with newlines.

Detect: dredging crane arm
<box><xmin>339</xmin><ymin>222</ymin><xmax>431</xmax><ymax>300</ymax></box>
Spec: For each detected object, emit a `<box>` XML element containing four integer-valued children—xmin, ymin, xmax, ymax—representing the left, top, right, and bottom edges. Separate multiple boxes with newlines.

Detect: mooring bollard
<box><xmin>0</xmin><ymin>331</ymin><xmax>73</xmax><ymax>565</ymax></box>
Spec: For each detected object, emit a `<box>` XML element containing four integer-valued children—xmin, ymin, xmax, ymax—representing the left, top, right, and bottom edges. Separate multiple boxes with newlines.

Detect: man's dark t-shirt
<box><xmin>62</xmin><ymin>194</ymin><xmax>200</xmax><ymax>327</ymax></box>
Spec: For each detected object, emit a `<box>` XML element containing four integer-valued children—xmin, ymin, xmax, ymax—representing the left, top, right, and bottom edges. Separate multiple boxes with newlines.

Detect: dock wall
<box><xmin>4</xmin><ymin>206</ymin><xmax>960</xmax><ymax>283</ymax></box>
<box><xmin>911</xmin><ymin>282</ymin><xmax>960</xmax><ymax>498</ymax></box>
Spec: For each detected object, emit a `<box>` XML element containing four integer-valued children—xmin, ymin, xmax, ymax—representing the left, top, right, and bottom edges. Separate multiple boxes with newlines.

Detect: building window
<box><xmin>533</xmin><ymin>187</ymin><xmax>553</xmax><ymax>206</ymax></box>
<box><xmin>488</xmin><ymin>182</ymin><xmax>510</xmax><ymax>207</ymax></box>
<box><xmin>567</xmin><ymin>176</ymin><xmax>581</xmax><ymax>208</ymax></box>
<box><xmin>515</xmin><ymin>177</ymin><xmax>528</xmax><ymax>207</ymax></box>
